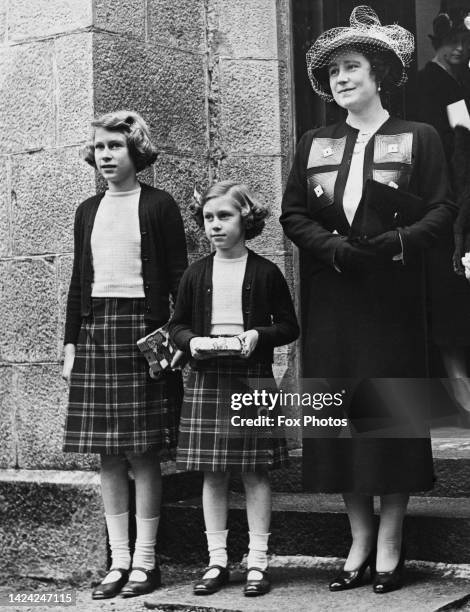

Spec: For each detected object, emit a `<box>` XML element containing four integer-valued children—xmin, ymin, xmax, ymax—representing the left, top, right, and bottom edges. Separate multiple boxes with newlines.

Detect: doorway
<box><xmin>291</xmin><ymin>0</ymin><xmax>418</xmax><ymax>141</ymax></box>
<box><xmin>290</xmin><ymin>0</ymin><xmax>420</xmax><ymax>376</ymax></box>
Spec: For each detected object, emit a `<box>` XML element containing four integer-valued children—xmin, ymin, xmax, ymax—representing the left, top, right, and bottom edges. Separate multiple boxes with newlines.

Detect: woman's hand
<box><xmin>238</xmin><ymin>330</ymin><xmax>259</xmax><ymax>358</ymax></box>
<box><xmin>62</xmin><ymin>343</ymin><xmax>76</xmax><ymax>385</ymax></box>
<box><xmin>335</xmin><ymin>240</ymin><xmax>377</xmax><ymax>274</ymax></box>
<box><xmin>453</xmin><ymin>229</ymin><xmax>470</xmax><ymax>275</ymax></box>
<box><xmin>366</xmin><ymin>230</ymin><xmax>401</xmax><ymax>258</ymax></box>
<box><xmin>453</xmin><ymin>234</ymin><xmax>465</xmax><ymax>275</ymax></box>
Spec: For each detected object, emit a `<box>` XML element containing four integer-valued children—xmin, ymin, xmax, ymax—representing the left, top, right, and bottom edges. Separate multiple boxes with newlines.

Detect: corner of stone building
<box><xmin>204</xmin><ymin>0</ymin><xmax>299</xmax><ymax>392</ymax></box>
<box><xmin>0</xmin><ymin>2</ymin><xmax>300</xmax><ymax>577</ymax></box>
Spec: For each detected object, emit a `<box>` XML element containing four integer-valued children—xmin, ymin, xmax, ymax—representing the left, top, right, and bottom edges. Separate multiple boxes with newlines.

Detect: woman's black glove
<box><xmin>334</xmin><ymin>240</ymin><xmax>377</xmax><ymax>274</ymax></box>
<box><xmin>366</xmin><ymin>230</ymin><xmax>402</xmax><ymax>259</ymax></box>
<box><xmin>453</xmin><ymin>228</ymin><xmax>470</xmax><ymax>275</ymax></box>
<box><xmin>453</xmin><ymin>199</ymin><xmax>470</xmax><ymax>275</ymax></box>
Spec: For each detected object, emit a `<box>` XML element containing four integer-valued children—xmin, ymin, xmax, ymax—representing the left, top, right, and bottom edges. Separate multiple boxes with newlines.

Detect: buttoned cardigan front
<box><xmin>64</xmin><ymin>182</ymin><xmax>188</xmax><ymax>345</ymax></box>
<box><xmin>169</xmin><ymin>249</ymin><xmax>299</xmax><ymax>365</ymax></box>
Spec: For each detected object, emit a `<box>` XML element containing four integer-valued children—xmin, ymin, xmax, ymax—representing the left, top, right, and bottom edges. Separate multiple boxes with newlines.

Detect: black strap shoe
<box><xmin>193</xmin><ymin>565</ymin><xmax>229</xmax><ymax>595</ymax></box>
<box><xmin>91</xmin><ymin>568</ymin><xmax>129</xmax><ymax>600</ymax></box>
<box><xmin>329</xmin><ymin>549</ymin><xmax>376</xmax><ymax>591</ymax></box>
<box><xmin>244</xmin><ymin>567</ymin><xmax>271</xmax><ymax>597</ymax></box>
<box><xmin>120</xmin><ymin>566</ymin><xmax>161</xmax><ymax>598</ymax></box>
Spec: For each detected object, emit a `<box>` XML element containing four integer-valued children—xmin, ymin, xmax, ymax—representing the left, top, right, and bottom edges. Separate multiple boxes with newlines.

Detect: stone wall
<box><xmin>0</xmin><ymin>0</ymin><xmax>296</xmax><ymax>473</ymax></box>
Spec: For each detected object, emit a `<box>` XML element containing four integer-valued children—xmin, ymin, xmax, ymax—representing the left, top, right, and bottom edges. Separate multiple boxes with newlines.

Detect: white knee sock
<box><xmin>130</xmin><ymin>515</ymin><xmax>159</xmax><ymax>580</ymax></box>
<box><xmin>247</xmin><ymin>532</ymin><xmax>270</xmax><ymax>571</ymax></box>
<box><xmin>206</xmin><ymin>530</ymin><xmax>228</xmax><ymax>570</ymax></box>
<box><xmin>105</xmin><ymin>512</ymin><xmax>131</xmax><ymax>574</ymax></box>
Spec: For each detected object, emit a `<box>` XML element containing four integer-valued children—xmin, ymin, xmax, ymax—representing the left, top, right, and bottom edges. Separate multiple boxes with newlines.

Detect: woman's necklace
<box><xmin>348</xmin><ymin>109</ymin><xmax>390</xmax><ymax>155</ymax></box>
<box><xmin>353</xmin><ymin>131</ymin><xmax>373</xmax><ymax>155</ymax></box>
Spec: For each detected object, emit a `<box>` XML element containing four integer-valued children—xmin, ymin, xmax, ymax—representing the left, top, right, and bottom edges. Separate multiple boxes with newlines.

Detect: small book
<box><xmin>192</xmin><ymin>336</ymin><xmax>244</xmax><ymax>357</ymax></box>
<box><xmin>137</xmin><ymin>325</ymin><xmax>176</xmax><ymax>376</ymax></box>
<box><xmin>349</xmin><ymin>179</ymin><xmax>426</xmax><ymax>241</ymax></box>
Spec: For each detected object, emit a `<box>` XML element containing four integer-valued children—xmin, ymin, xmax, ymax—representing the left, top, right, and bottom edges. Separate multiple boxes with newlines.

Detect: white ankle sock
<box><xmin>247</xmin><ymin>532</ymin><xmax>270</xmax><ymax>572</ymax></box>
<box><xmin>105</xmin><ymin>512</ymin><xmax>131</xmax><ymax>574</ymax></box>
<box><xmin>130</xmin><ymin>515</ymin><xmax>159</xmax><ymax>580</ymax></box>
<box><xmin>205</xmin><ymin>530</ymin><xmax>228</xmax><ymax>577</ymax></box>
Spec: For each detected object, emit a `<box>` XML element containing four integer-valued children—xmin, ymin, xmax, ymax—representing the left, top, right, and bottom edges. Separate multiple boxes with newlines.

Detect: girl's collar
<box><xmin>211</xmin><ymin>247</ymin><xmax>253</xmax><ymax>258</ymax></box>
<box><xmin>104</xmin><ymin>185</ymin><xmax>141</xmax><ymax>197</ymax></box>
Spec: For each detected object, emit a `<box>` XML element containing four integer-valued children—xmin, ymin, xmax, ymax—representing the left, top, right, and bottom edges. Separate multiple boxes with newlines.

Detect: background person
<box><xmin>414</xmin><ymin>1</ymin><xmax>470</xmax><ymax>424</ymax></box>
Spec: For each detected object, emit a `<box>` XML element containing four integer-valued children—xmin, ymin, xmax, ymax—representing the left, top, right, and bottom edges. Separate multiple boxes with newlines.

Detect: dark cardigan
<box><xmin>169</xmin><ymin>249</ymin><xmax>299</xmax><ymax>365</ymax></box>
<box><xmin>64</xmin><ymin>182</ymin><xmax>188</xmax><ymax>345</ymax></box>
<box><xmin>280</xmin><ymin>117</ymin><xmax>456</xmax><ymax>275</ymax></box>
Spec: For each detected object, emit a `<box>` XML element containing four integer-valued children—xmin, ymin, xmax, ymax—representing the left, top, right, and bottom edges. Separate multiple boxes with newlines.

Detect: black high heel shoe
<box><xmin>329</xmin><ymin>549</ymin><xmax>376</xmax><ymax>591</ymax></box>
<box><xmin>373</xmin><ymin>546</ymin><xmax>405</xmax><ymax>594</ymax></box>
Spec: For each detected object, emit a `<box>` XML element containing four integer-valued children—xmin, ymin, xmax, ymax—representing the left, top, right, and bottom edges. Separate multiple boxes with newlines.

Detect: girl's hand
<box><xmin>238</xmin><ymin>330</ymin><xmax>259</xmax><ymax>358</ymax></box>
<box><xmin>189</xmin><ymin>337</ymin><xmax>207</xmax><ymax>360</ymax></box>
<box><xmin>170</xmin><ymin>349</ymin><xmax>186</xmax><ymax>369</ymax></box>
<box><xmin>62</xmin><ymin>343</ymin><xmax>76</xmax><ymax>385</ymax></box>
<box><xmin>149</xmin><ymin>368</ymin><xmax>163</xmax><ymax>380</ymax></box>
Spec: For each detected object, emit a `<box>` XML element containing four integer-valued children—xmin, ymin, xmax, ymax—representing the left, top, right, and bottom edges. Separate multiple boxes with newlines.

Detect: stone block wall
<box><xmin>207</xmin><ymin>0</ymin><xmax>296</xmax><ymax>384</ymax></box>
<box><xmin>0</xmin><ymin>0</ymin><xmax>296</xmax><ymax>473</ymax></box>
<box><xmin>0</xmin><ymin>1</ymin><xmax>95</xmax><ymax>472</ymax></box>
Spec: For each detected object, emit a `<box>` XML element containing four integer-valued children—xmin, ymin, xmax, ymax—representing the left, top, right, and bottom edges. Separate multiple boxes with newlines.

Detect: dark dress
<box><xmin>414</xmin><ymin>61</ymin><xmax>470</xmax><ymax>346</ymax></box>
<box><xmin>280</xmin><ymin>117</ymin><xmax>456</xmax><ymax>493</ymax></box>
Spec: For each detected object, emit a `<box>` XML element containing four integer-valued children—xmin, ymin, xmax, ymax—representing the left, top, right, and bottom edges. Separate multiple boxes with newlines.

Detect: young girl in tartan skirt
<box><xmin>62</xmin><ymin>111</ymin><xmax>187</xmax><ymax>599</ymax></box>
<box><xmin>169</xmin><ymin>181</ymin><xmax>299</xmax><ymax>596</ymax></box>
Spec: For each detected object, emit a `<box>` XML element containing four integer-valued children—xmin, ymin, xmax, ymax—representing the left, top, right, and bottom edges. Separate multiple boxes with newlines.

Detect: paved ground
<box><xmin>1</xmin><ymin>558</ymin><xmax>470</xmax><ymax>612</ymax></box>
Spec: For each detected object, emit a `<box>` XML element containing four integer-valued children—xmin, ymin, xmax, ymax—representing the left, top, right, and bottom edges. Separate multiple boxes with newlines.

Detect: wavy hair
<box><xmin>82</xmin><ymin>110</ymin><xmax>158</xmax><ymax>172</ymax></box>
<box><xmin>191</xmin><ymin>180</ymin><xmax>269</xmax><ymax>240</ymax></box>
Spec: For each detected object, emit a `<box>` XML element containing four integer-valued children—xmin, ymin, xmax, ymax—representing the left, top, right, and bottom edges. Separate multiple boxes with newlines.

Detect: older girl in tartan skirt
<box><xmin>61</xmin><ymin>111</ymin><xmax>187</xmax><ymax>599</ymax></box>
<box><xmin>169</xmin><ymin>181</ymin><xmax>299</xmax><ymax>597</ymax></box>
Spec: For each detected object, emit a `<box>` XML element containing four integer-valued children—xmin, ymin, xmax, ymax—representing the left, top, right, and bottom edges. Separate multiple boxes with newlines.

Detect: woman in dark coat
<box><xmin>280</xmin><ymin>6</ymin><xmax>456</xmax><ymax>594</ymax></box>
<box><xmin>414</xmin><ymin>2</ymin><xmax>470</xmax><ymax>420</ymax></box>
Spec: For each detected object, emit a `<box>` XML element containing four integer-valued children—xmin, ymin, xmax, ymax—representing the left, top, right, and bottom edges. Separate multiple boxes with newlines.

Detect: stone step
<box><xmin>160</xmin><ymin>492</ymin><xmax>470</xmax><ymax>565</ymax></box>
<box><xmin>0</xmin><ymin>466</ymin><xmax>202</xmax><ymax>583</ymax></box>
<box><xmin>144</xmin><ymin>561</ymin><xmax>470</xmax><ymax>612</ymax></box>
<box><xmin>230</xmin><ymin>435</ymin><xmax>470</xmax><ymax>497</ymax></box>
<box><xmin>3</xmin><ymin>435</ymin><xmax>470</xmax><ymax>584</ymax></box>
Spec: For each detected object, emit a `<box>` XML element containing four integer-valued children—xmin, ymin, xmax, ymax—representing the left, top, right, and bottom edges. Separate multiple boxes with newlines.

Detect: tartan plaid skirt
<box><xmin>63</xmin><ymin>298</ymin><xmax>180</xmax><ymax>455</ymax></box>
<box><xmin>176</xmin><ymin>358</ymin><xmax>288</xmax><ymax>472</ymax></box>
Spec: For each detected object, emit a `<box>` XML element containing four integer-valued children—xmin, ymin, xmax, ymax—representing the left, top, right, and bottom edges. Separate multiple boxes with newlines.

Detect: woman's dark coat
<box><xmin>281</xmin><ymin>117</ymin><xmax>456</xmax><ymax>493</ymax></box>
